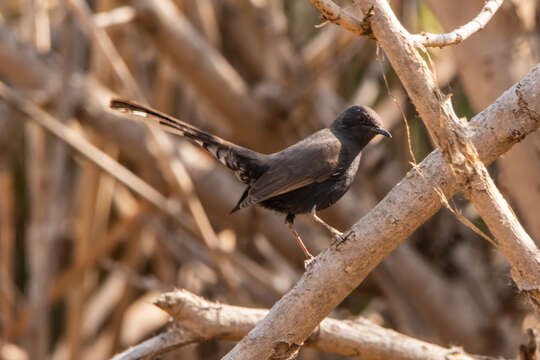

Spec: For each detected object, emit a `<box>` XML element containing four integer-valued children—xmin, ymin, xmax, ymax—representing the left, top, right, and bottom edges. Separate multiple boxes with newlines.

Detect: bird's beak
<box><xmin>374</xmin><ymin>127</ymin><xmax>392</xmax><ymax>138</ymax></box>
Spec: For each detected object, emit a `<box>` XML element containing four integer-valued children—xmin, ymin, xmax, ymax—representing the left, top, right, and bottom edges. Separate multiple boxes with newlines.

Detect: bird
<box><xmin>110</xmin><ymin>99</ymin><xmax>391</xmax><ymax>263</ymax></box>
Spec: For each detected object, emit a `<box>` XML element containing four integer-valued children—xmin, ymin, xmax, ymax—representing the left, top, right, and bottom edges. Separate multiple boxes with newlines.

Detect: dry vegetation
<box><xmin>0</xmin><ymin>1</ymin><xmax>539</xmax><ymax>360</ymax></box>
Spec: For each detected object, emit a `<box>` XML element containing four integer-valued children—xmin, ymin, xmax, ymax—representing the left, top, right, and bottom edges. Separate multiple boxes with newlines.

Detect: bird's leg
<box><xmin>310</xmin><ymin>207</ymin><xmax>343</xmax><ymax>239</ymax></box>
<box><xmin>285</xmin><ymin>214</ymin><xmax>314</xmax><ymax>266</ymax></box>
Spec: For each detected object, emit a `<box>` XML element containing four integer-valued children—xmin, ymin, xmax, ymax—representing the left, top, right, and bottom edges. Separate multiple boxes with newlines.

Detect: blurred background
<box><xmin>0</xmin><ymin>0</ymin><xmax>539</xmax><ymax>359</ymax></box>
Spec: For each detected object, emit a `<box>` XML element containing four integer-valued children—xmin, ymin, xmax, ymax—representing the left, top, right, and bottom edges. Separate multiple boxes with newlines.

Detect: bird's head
<box><xmin>331</xmin><ymin>105</ymin><xmax>391</xmax><ymax>145</ymax></box>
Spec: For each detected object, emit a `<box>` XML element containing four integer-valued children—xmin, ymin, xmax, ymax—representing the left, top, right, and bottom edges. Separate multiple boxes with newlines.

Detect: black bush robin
<box><xmin>111</xmin><ymin>99</ymin><xmax>391</xmax><ymax>264</ymax></box>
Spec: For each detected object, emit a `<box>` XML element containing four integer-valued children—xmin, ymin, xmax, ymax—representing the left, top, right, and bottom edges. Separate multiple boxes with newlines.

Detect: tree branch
<box><xmin>468</xmin><ymin>165</ymin><xmax>540</xmax><ymax>316</ymax></box>
<box><xmin>111</xmin><ymin>324</ymin><xmax>196</xmax><ymax>360</ymax></box>
<box><xmin>409</xmin><ymin>0</ymin><xmax>504</xmax><ymax>47</ymax></box>
<box><xmin>354</xmin><ymin>0</ymin><xmax>540</xmax><ymax>317</ymax></box>
<box><xmin>308</xmin><ymin>0</ymin><xmax>505</xmax><ymax>48</ymax></box>
<box><xmin>112</xmin><ymin>289</ymin><xmax>492</xmax><ymax>360</ymax></box>
<box><xmin>309</xmin><ymin>0</ymin><xmax>374</xmax><ymax>38</ymax></box>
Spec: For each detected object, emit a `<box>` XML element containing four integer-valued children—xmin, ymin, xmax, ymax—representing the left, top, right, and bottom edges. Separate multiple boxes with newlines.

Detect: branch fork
<box><xmin>311</xmin><ymin>0</ymin><xmax>374</xmax><ymax>38</ymax></box>
<box><xmin>310</xmin><ymin>0</ymin><xmax>505</xmax><ymax>48</ymax></box>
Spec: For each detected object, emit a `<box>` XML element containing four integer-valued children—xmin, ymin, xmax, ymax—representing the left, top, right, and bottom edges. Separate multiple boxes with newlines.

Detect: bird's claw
<box><xmin>331</xmin><ymin>231</ymin><xmax>352</xmax><ymax>245</ymax></box>
<box><xmin>304</xmin><ymin>256</ymin><xmax>316</xmax><ymax>269</ymax></box>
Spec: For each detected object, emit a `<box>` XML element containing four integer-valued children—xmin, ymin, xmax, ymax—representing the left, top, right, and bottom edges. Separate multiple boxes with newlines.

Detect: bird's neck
<box><xmin>355</xmin><ymin>133</ymin><xmax>376</xmax><ymax>150</ymax></box>
<box><xmin>330</xmin><ymin>126</ymin><xmax>374</xmax><ymax>152</ymax></box>
<box><xmin>337</xmin><ymin>132</ymin><xmax>373</xmax><ymax>153</ymax></box>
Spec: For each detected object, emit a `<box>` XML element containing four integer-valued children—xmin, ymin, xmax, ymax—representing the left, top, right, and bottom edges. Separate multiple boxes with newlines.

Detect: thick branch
<box><xmin>223</xmin><ymin>64</ymin><xmax>540</xmax><ymax>359</ymax></box>
<box><xmin>112</xmin><ymin>289</ymin><xmax>488</xmax><ymax>360</ymax></box>
<box><xmin>355</xmin><ymin>0</ymin><xmax>540</xmax><ymax>315</ymax></box>
<box><xmin>424</xmin><ymin>0</ymin><xmax>540</xmax><ymax>246</ymax></box>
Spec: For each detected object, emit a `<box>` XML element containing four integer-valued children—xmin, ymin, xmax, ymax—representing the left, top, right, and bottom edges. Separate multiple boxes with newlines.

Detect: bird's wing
<box><xmin>238</xmin><ymin>135</ymin><xmax>342</xmax><ymax>209</ymax></box>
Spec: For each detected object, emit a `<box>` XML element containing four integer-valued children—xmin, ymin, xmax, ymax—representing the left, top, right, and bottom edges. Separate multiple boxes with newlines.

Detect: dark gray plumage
<box><xmin>110</xmin><ymin>99</ymin><xmax>391</xmax><ymax>261</ymax></box>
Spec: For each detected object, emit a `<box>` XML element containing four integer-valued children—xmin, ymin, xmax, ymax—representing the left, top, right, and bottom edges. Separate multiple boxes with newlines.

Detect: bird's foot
<box><xmin>310</xmin><ymin>208</ymin><xmax>345</xmax><ymax>241</ymax></box>
<box><xmin>331</xmin><ymin>233</ymin><xmax>345</xmax><ymax>245</ymax></box>
<box><xmin>444</xmin><ymin>347</ymin><xmax>464</xmax><ymax>360</ymax></box>
<box><xmin>304</xmin><ymin>255</ymin><xmax>316</xmax><ymax>269</ymax></box>
<box><xmin>331</xmin><ymin>231</ymin><xmax>353</xmax><ymax>245</ymax></box>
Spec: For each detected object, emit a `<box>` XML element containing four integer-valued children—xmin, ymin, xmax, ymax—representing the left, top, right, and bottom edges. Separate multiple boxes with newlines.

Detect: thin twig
<box><xmin>409</xmin><ymin>0</ymin><xmax>504</xmax><ymax>47</ymax></box>
<box><xmin>375</xmin><ymin>45</ymin><xmax>417</xmax><ymax>165</ymax></box>
<box><xmin>20</xmin><ymin>3</ymin><xmax>53</xmax><ymax>357</ymax></box>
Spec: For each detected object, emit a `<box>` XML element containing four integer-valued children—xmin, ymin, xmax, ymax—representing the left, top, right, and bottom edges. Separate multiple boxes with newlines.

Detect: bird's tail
<box><xmin>111</xmin><ymin>99</ymin><xmax>233</xmax><ymax>153</ymax></box>
<box><xmin>110</xmin><ymin>99</ymin><xmax>267</xmax><ymax>184</ymax></box>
